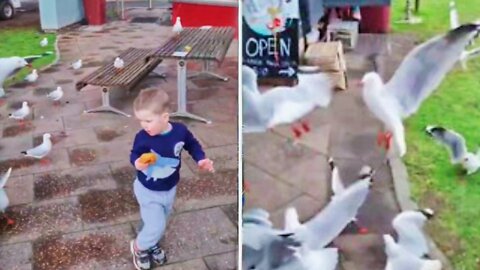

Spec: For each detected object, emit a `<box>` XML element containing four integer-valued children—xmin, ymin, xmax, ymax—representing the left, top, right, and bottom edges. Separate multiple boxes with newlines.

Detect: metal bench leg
<box><xmin>149</xmin><ymin>70</ymin><xmax>167</xmax><ymax>80</ymax></box>
<box><xmin>187</xmin><ymin>61</ymin><xmax>229</xmax><ymax>81</ymax></box>
<box><xmin>170</xmin><ymin>60</ymin><xmax>212</xmax><ymax>124</ymax></box>
<box><xmin>84</xmin><ymin>88</ymin><xmax>131</xmax><ymax>117</ymax></box>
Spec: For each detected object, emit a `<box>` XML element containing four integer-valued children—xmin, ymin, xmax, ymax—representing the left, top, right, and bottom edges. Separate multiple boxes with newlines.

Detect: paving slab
<box><xmin>160</xmin><ymin>207</ymin><xmax>237</xmax><ymax>264</ymax></box>
<box><xmin>174</xmin><ymin>169</ymin><xmax>237</xmax><ymax>212</ymax></box>
<box><xmin>204</xmin><ymin>251</ymin><xmax>237</xmax><ymax>270</ymax></box>
<box><xmin>0</xmin><ymin>241</ymin><xmax>33</xmax><ymax>270</ymax></box>
<box><xmin>32</xmin><ymin>164</ymin><xmax>117</xmax><ymax>201</ymax></box>
<box><xmin>4</xmin><ymin>174</ymin><xmax>35</xmax><ymax>206</ymax></box>
<box><xmin>32</xmin><ymin>224</ymin><xmax>134</xmax><ymax>270</ymax></box>
<box><xmin>244</xmin><ymin>163</ymin><xmax>302</xmax><ymax>213</ymax></box>
<box><xmin>154</xmin><ymin>258</ymin><xmax>209</xmax><ymax>270</ymax></box>
<box><xmin>0</xmin><ymin>197</ymin><xmax>83</xmax><ymax>245</ymax></box>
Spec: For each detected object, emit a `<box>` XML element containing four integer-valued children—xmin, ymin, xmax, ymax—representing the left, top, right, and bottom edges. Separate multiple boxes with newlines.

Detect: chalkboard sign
<box><xmin>242</xmin><ymin>0</ymin><xmax>300</xmax><ymax>80</ymax></box>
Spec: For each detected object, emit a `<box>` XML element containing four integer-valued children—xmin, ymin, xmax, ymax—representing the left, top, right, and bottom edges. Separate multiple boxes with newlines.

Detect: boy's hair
<box><xmin>133</xmin><ymin>88</ymin><xmax>171</xmax><ymax>115</ymax></box>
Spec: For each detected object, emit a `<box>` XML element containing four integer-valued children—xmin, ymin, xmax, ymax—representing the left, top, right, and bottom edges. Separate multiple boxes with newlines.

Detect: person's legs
<box><xmin>134</xmin><ymin>180</ymin><xmax>175</xmax><ymax>250</ymax></box>
<box><xmin>149</xmin><ymin>186</ymin><xmax>177</xmax><ymax>265</ymax></box>
<box><xmin>131</xmin><ymin>180</ymin><xmax>176</xmax><ymax>268</ymax></box>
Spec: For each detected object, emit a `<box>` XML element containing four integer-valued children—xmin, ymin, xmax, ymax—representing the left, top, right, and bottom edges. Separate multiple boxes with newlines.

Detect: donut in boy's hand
<box><xmin>140</xmin><ymin>153</ymin><xmax>156</xmax><ymax>165</ymax></box>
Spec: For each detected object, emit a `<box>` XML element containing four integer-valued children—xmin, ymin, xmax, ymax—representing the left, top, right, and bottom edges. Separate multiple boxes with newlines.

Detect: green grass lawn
<box><xmin>391</xmin><ymin>1</ymin><xmax>480</xmax><ymax>269</ymax></box>
<box><xmin>0</xmin><ymin>27</ymin><xmax>56</xmax><ymax>86</ymax></box>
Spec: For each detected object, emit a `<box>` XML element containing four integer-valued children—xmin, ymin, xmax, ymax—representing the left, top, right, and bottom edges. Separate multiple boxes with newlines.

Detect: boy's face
<box><xmin>134</xmin><ymin>109</ymin><xmax>170</xmax><ymax>136</ymax></box>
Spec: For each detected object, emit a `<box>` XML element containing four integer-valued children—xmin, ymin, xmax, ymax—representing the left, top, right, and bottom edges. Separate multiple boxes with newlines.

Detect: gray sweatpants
<box><xmin>133</xmin><ymin>179</ymin><xmax>177</xmax><ymax>251</ymax></box>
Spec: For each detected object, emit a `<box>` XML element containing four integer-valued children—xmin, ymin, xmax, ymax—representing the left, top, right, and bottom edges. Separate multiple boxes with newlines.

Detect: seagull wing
<box><xmin>385</xmin><ymin>24</ymin><xmax>480</xmax><ymax>118</ymax></box>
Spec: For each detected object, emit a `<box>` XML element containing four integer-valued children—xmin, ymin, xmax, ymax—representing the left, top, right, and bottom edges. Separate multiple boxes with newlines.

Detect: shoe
<box><xmin>149</xmin><ymin>243</ymin><xmax>167</xmax><ymax>265</ymax></box>
<box><xmin>130</xmin><ymin>240</ymin><xmax>151</xmax><ymax>270</ymax></box>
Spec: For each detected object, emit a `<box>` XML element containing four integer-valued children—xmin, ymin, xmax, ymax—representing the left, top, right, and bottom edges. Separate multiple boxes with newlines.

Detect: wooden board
<box><xmin>76</xmin><ymin>48</ymin><xmax>162</xmax><ymax>91</ymax></box>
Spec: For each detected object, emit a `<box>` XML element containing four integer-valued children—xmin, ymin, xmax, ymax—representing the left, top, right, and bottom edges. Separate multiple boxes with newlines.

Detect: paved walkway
<box><xmin>244</xmin><ymin>34</ymin><xmax>418</xmax><ymax>270</ymax></box>
<box><xmin>0</xmin><ymin>8</ymin><xmax>237</xmax><ymax>270</ymax></box>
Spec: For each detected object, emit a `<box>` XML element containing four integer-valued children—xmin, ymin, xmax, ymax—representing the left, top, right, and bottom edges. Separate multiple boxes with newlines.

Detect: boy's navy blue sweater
<box><xmin>130</xmin><ymin>122</ymin><xmax>205</xmax><ymax>191</ymax></box>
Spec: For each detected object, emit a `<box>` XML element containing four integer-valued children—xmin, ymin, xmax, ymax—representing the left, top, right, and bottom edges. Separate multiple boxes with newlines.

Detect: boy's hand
<box><xmin>198</xmin><ymin>158</ymin><xmax>214</xmax><ymax>173</ymax></box>
<box><xmin>135</xmin><ymin>158</ymin><xmax>149</xmax><ymax>171</ymax></box>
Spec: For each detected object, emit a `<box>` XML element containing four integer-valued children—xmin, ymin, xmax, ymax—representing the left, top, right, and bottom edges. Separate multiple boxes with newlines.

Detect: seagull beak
<box><xmin>26</xmin><ymin>63</ymin><xmax>33</xmax><ymax>68</ymax></box>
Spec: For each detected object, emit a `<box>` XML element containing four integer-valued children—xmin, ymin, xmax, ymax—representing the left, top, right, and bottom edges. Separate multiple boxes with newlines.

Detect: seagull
<box><xmin>24</xmin><ymin>69</ymin><xmax>38</xmax><ymax>83</ymax></box>
<box><xmin>328</xmin><ymin>158</ymin><xmax>370</xmax><ymax>233</ymax></box>
<box><xmin>329</xmin><ymin>157</ymin><xmax>345</xmax><ymax>199</ymax></box>
<box><xmin>425</xmin><ymin>125</ymin><xmax>480</xmax><ymax>174</ymax></box>
<box><xmin>242</xmin><ymin>65</ymin><xmax>333</xmax><ymax>141</ymax></box>
<box><xmin>243</xmin><ymin>209</ymin><xmax>299</xmax><ymax>270</ymax></box>
<box><xmin>114</xmin><ymin>57</ymin><xmax>124</xmax><ymax>70</ymax></box>
<box><xmin>361</xmin><ymin>23</ymin><xmax>480</xmax><ymax>157</ymax></box>
<box><xmin>72</xmin><ymin>59</ymin><xmax>82</xmax><ymax>70</ymax></box>
<box><xmin>40</xmin><ymin>37</ymin><xmax>48</xmax><ymax>47</ymax></box>
<box><xmin>9</xmin><ymin>101</ymin><xmax>30</xmax><ymax>126</ymax></box>
<box><xmin>384</xmin><ymin>234</ymin><xmax>442</xmax><ymax>270</ymax></box>
<box><xmin>392</xmin><ymin>208</ymin><xmax>435</xmax><ymax>258</ymax></box>
<box><xmin>46</xmin><ymin>86</ymin><xmax>64</xmax><ymax>105</ymax></box>
<box><xmin>243</xmin><ymin>208</ymin><xmax>338</xmax><ymax>270</ymax></box>
<box><xmin>0</xmin><ymin>57</ymin><xmax>32</xmax><ymax>97</ymax></box>
<box><xmin>21</xmin><ymin>133</ymin><xmax>52</xmax><ymax>166</ymax></box>
<box><xmin>282</xmin><ymin>208</ymin><xmax>339</xmax><ymax>270</ymax></box>
<box><xmin>0</xmin><ymin>168</ymin><xmax>13</xmax><ymax>225</ymax></box>
<box><xmin>173</xmin><ymin>17</ymin><xmax>183</xmax><ymax>35</ymax></box>
<box><xmin>285</xmin><ymin>166</ymin><xmax>374</xmax><ymax>250</ymax></box>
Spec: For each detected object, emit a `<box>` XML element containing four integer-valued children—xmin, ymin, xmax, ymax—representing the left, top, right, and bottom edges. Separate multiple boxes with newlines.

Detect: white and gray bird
<box><xmin>21</xmin><ymin>133</ymin><xmax>52</xmax><ymax>159</ymax></box>
<box><xmin>425</xmin><ymin>125</ymin><xmax>480</xmax><ymax>174</ymax></box>
<box><xmin>244</xmin><ymin>207</ymin><xmax>339</xmax><ymax>270</ymax></box>
<box><xmin>384</xmin><ymin>234</ymin><xmax>442</xmax><ymax>270</ymax></box>
<box><xmin>243</xmin><ymin>208</ymin><xmax>299</xmax><ymax>270</ymax></box>
<box><xmin>0</xmin><ymin>168</ymin><xmax>13</xmax><ymax>225</ymax></box>
<box><xmin>173</xmin><ymin>17</ymin><xmax>183</xmax><ymax>35</ymax></box>
<box><xmin>329</xmin><ymin>157</ymin><xmax>345</xmax><ymax>198</ymax></box>
<box><xmin>242</xmin><ymin>65</ymin><xmax>333</xmax><ymax>133</ymax></box>
<box><xmin>114</xmin><ymin>57</ymin><xmax>124</xmax><ymax>69</ymax></box>
<box><xmin>392</xmin><ymin>208</ymin><xmax>435</xmax><ymax>258</ymax></box>
<box><xmin>46</xmin><ymin>86</ymin><xmax>64</xmax><ymax>102</ymax></box>
<box><xmin>449</xmin><ymin>1</ymin><xmax>480</xmax><ymax>70</ymax></box>
<box><xmin>282</xmin><ymin>207</ymin><xmax>339</xmax><ymax>270</ymax></box>
<box><xmin>72</xmin><ymin>59</ymin><xmax>82</xmax><ymax>70</ymax></box>
<box><xmin>283</xmin><ymin>166</ymin><xmax>374</xmax><ymax>250</ymax></box>
<box><xmin>24</xmin><ymin>69</ymin><xmax>38</xmax><ymax>82</ymax></box>
<box><xmin>40</xmin><ymin>37</ymin><xmax>48</xmax><ymax>47</ymax></box>
<box><xmin>0</xmin><ymin>57</ymin><xmax>31</xmax><ymax>97</ymax></box>
<box><xmin>9</xmin><ymin>101</ymin><xmax>30</xmax><ymax>120</ymax></box>
<box><xmin>328</xmin><ymin>159</ymin><xmax>375</xmax><ymax>234</ymax></box>
<box><xmin>361</xmin><ymin>23</ymin><xmax>480</xmax><ymax>157</ymax></box>
<box><xmin>0</xmin><ymin>168</ymin><xmax>12</xmax><ymax>211</ymax></box>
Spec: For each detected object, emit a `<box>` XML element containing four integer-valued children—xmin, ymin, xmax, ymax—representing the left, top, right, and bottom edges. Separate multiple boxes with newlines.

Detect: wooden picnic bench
<box><xmin>76</xmin><ymin>47</ymin><xmax>164</xmax><ymax>117</ymax></box>
<box><xmin>147</xmin><ymin>26</ymin><xmax>235</xmax><ymax>123</ymax></box>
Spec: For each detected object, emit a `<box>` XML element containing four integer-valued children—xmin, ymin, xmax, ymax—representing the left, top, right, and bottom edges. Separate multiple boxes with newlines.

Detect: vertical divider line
<box><xmin>237</xmin><ymin>1</ymin><xmax>243</xmax><ymax>269</ymax></box>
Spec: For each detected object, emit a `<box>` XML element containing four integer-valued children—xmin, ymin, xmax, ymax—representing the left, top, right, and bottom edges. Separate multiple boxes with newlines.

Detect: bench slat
<box><xmin>76</xmin><ymin>47</ymin><xmax>161</xmax><ymax>90</ymax></box>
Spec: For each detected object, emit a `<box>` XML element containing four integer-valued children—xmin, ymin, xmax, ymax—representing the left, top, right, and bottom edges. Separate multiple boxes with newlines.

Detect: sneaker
<box><xmin>149</xmin><ymin>244</ymin><xmax>167</xmax><ymax>265</ymax></box>
<box><xmin>130</xmin><ymin>240</ymin><xmax>151</xmax><ymax>270</ymax></box>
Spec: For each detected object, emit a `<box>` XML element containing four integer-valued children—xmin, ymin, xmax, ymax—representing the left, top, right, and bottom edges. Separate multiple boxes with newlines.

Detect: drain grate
<box><xmin>130</xmin><ymin>17</ymin><xmax>159</xmax><ymax>23</ymax></box>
